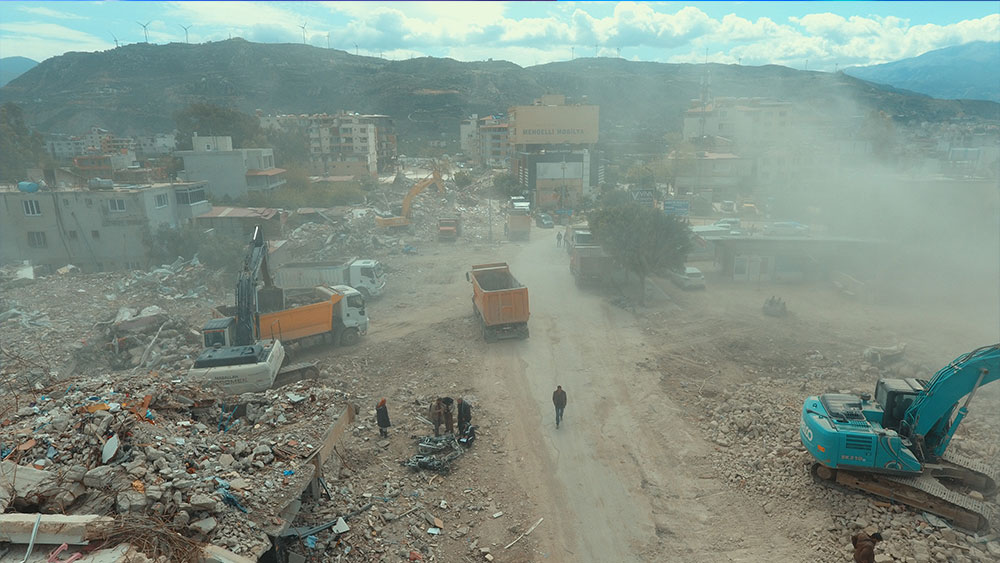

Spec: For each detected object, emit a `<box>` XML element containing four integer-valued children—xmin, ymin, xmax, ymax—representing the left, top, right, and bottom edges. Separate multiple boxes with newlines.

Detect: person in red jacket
<box><xmin>552</xmin><ymin>385</ymin><xmax>567</xmax><ymax>428</ymax></box>
<box><xmin>375</xmin><ymin>398</ymin><xmax>390</xmax><ymax>438</ymax></box>
<box><xmin>851</xmin><ymin>531</ymin><xmax>882</xmax><ymax>563</ymax></box>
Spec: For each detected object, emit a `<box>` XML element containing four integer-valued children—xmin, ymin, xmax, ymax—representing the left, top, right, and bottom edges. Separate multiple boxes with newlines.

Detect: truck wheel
<box><xmin>340</xmin><ymin>328</ymin><xmax>360</xmax><ymax>346</ymax></box>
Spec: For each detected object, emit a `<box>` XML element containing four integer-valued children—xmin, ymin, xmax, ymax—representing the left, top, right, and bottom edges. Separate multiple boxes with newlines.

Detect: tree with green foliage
<box><xmin>491</xmin><ymin>172</ymin><xmax>522</xmax><ymax>198</ymax></box>
<box><xmin>174</xmin><ymin>103</ymin><xmax>263</xmax><ymax>150</ymax></box>
<box><xmin>588</xmin><ymin>203</ymin><xmax>692</xmax><ymax>304</ymax></box>
<box><xmin>142</xmin><ymin>223</ymin><xmax>246</xmax><ymax>272</ymax></box>
<box><xmin>0</xmin><ymin>103</ymin><xmax>44</xmax><ymax>183</ymax></box>
<box><xmin>453</xmin><ymin>171</ymin><xmax>472</xmax><ymax>189</ymax></box>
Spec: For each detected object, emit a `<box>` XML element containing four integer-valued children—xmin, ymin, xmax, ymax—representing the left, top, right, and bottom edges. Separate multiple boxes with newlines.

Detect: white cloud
<box><xmin>0</xmin><ymin>21</ymin><xmax>109</xmax><ymax>61</ymax></box>
<box><xmin>17</xmin><ymin>6</ymin><xmax>88</xmax><ymax>20</ymax></box>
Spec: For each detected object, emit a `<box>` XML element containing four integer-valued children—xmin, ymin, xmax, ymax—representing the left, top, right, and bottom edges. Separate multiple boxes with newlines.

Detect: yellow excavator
<box><xmin>375</xmin><ymin>170</ymin><xmax>445</xmax><ymax>228</ymax></box>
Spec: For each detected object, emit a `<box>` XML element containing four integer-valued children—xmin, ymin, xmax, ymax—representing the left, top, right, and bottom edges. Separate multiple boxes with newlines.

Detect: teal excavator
<box><xmin>800</xmin><ymin>344</ymin><xmax>1000</xmax><ymax>532</ymax></box>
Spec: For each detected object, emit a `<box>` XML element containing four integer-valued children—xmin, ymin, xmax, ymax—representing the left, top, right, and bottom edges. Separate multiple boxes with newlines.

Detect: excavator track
<box><xmin>938</xmin><ymin>451</ymin><xmax>1000</xmax><ymax>496</ymax></box>
<box><xmin>812</xmin><ymin>464</ymin><xmax>997</xmax><ymax>533</ymax></box>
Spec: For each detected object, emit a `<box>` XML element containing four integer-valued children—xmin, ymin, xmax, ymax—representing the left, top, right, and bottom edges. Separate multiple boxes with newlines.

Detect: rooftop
<box><xmin>0</xmin><ymin>181</ymin><xmax>205</xmax><ymax>194</ymax></box>
<box><xmin>246</xmin><ymin>168</ymin><xmax>286</xmax><ymax>176</ymax></box>
<box><xmin>197</xmin><ymin>206</ymin><xmax>281</xmax><ymax>220</ymax></box>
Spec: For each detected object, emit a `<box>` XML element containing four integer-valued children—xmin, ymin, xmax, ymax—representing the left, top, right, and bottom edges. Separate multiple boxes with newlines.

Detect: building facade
<box><xmin>263</xmin><ymin>112</ymin><xmax>398</xmax><ymax>177</ymax></box>
<box><xmin>508</xmin><ymin>95</ymin><xmax>601</xmax><ymax>210</ymax></box>
<box><xmin>0</xmin><ymin>181</ymin><xmax>210</xmax><ymax>272</ymax></box>
<box><xmin>175</xmin><ymin>135</ymin><xmax>286</xmax><ymax>200</ymax></box>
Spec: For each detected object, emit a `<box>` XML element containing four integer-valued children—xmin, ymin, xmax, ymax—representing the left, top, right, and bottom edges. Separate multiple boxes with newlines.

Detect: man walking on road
<box><xmin>552</xmin><ymin>385</ymin><xmax>567</xmax><ymax>428</ymax></box>
<box><xmin>556</xmin><ymin>232</ymin><xmax>562</xmax><ymax>248</ymax></box>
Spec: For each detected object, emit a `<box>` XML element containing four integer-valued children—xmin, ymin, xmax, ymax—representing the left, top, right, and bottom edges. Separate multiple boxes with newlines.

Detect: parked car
<box><xmin>668</xmin><ymin>266</ymin><xmax>706</xmax><ymax>289</ymax></box>
<box><xmin>535</xmin><ymin>213</ymin><xmax>554</xmax><ymax>228</ymax></box>
<box><xmin>764</xmin><ymin>221</ymin><xmax>810</xmax><ymax>236</ymax></box>
<box><xmin>714</xmin><ymin>218</ymin><xmax>741</xmax><ymax>229</ymax></box>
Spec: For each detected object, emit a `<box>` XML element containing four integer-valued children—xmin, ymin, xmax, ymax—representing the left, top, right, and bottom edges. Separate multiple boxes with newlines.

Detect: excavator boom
<box><xmin>375</xmin><ymin>170</ymin><xmax>444</xmax><ymax>228</ymax></box>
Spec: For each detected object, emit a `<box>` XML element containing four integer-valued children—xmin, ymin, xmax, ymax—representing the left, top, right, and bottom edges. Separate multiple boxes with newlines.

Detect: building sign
<box><xmin>631</xmin><ymin>189</ymin><xmax>655</xmax><ymax>206</ymax></box>
<box><xmin>509</xmin><ymin>105</ymin><xmax>599</xmax><ymax>145</ymax></box>
<box><xmin>663</xmin><ymin>200</ymin><xmax>690</xmax><ymax>216</ymax></box>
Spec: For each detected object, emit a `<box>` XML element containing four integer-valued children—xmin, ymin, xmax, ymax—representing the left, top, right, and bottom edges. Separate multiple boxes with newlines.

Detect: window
<box><xmin>22</xmin><ymin>200</ymin><xmax>41</xmax><ymax>216</ymax></box>
<box><xmin>175</xmin><ymin>187</ymin><xmax>206</xmax><ymax>205</ymax></box>
<box><xmin>27</xmin><ymin>232</ymin><xmax>47</xmax><ymax>248</ymax></box>
<box><xmin>91</xmin><ymin>230</ymin><xmax>100</xmax><ymax>239</ymax></box>
<box><xmin>154</xmin><ymin>193</ymin><xmax>169</xmax><ymax>208</ymax></box>
<box><xmin>68</xmin><ymin>230</ymin><xmax>78</xmax><ymax>240</ymax></box>
<box><xmin>109</xmin><ymin>199</ymin><xmax>126</xmax><ymax>212</ymax></box>
<box><xmin>85</xmin><ymin>198</ymin><xmax>93</xmax><ymax>207</ymax></box>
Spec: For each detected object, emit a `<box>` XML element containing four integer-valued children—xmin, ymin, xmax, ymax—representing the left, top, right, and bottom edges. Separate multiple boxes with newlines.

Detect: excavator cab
<box><xmin>874</xmin><ymin>378</ymin><xmax>925</xmax><ymax>433</ymax></box>
<box><xmin>203</xmin><ymin>317</ymin><xmax>236</xmax><ymax>348</ymax></box>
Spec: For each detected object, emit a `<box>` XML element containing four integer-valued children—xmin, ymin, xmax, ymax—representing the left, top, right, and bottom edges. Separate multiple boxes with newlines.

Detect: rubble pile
<box><xmin>1</xmin><ymin>258</ymin><xmax>225</xmax><ymax>382</ymax></box>
<box><xmin>681</xmin><ymin>350</ymin><xmax>1000</xmax><ymax>563</ymax></box>
<box><xmin>0</xmin><ymin>367</ymin><xmax>360</xmax><ymax>558</ymax></box>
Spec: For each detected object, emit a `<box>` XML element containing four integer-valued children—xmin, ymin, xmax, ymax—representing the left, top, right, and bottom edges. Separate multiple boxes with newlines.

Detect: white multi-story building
<box><xmin>175</xmin><ymin>135</ymin><xmax>286</xmax><ymax>200</ymax></box>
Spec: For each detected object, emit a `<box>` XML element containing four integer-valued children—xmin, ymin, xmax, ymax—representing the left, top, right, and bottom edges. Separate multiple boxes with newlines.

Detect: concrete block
<box><xmin>0</xmin><ymin>513</ymin><xmax>113</xmax><ymax>545</ymax></box>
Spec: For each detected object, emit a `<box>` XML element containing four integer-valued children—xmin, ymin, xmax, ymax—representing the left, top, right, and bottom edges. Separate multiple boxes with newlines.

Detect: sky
<box><xmin>0</xmin><ymin>1</ymin><xmax>997</xmax><ymax>70</ymax></box>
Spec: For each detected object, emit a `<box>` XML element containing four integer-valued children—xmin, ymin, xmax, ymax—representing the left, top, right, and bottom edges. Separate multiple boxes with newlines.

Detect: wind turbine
<box><xmin>326</xmin><ymin>32</ymin><xmax>331</xmax><ymax>49</ymax></box>
<box><xmin>354</xmin><ymin>42</ymin><xmax>359</xmax><ymax>56</ymax></box>
<box><xmin>111</xmin><ymin>33</ymin><xmax>120</xmax><ymax>48</ymax></box>
<box><xmin>137</xmin><ymin>21</ymin><xmax>151</xmax><ymax>43</ymax></box>
<box><xmin>299</xmin><ymin>23</ymin><xmax>307</xmax><ymax>44</ymax></box>
<box><xmin>180</xmin><ymin>24</ymin><xmax>192</xmax><ymax>44</ymax></box>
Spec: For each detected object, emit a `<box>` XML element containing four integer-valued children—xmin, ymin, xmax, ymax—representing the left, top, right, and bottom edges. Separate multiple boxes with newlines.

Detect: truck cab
<box><xmin>351</xmin><ymin>260</ymin><xmax>386</xmax><ymax>298</ymax></box>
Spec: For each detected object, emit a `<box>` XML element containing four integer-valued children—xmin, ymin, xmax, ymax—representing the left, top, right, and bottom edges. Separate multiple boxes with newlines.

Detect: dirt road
<box><xmin>477</xmin><ymin>234</ymin><xmax>807</xmax><ymax>562</ymax></box>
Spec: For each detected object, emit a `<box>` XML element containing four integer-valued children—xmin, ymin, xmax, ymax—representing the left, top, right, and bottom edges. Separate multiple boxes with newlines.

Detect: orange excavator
<box><xmin>375</xmin><ymin>170</ymin><xmax>445</xmax><ymax>228</ymax></box>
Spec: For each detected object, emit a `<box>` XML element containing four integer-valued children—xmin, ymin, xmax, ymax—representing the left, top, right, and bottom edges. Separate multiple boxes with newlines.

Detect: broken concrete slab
<box><xmin>0</xmin><ymin>513</ymin><xmax>113</xmax><ymax>545</ymax></box>
<box><xmin>0</xmin><ymin>460</ymin><xmax>59</xmax><ymax>510</ymax></box>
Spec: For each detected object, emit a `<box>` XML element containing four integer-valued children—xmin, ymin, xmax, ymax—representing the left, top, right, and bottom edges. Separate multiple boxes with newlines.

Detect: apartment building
<box><xmin>0</xmin><ymin>181</ymin><xmax>210</xmax><ymax>272</ymax></box>
<box><xmin>175</xmin><ymin>135</ymin><xmax>286</xmax><ymax>200</ymax></box>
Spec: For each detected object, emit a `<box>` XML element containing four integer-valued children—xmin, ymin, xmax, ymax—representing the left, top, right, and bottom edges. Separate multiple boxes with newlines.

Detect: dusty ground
<box><xmin>321</xmin><ymin>220</ymin><xmax>999</xmax><ymax>562</ymax></box>
<box><xmin>3</xmin><ymin>198</ymin><xmax>996</xmax><ymax>561</ymax></box>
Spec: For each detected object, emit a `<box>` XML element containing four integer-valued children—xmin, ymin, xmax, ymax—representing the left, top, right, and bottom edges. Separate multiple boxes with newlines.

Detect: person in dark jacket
<box><xmin>851</xmin><ymin>531</ymin><xmax>883</xmax><ymax>563</ymax></box>
<box><xmin>428</xmin><ymin>398</ymin><xmax>445</xmax><ymax>436</ymax></box>
<box><xmin>375</xmin><ymin>398</ymin><xmax>391</xmax><ymax>438</ymax></box>
<box><xmin>456</xmin><ymin>398</ymin><xmax>472</xmax><ymax>435</ymax></box>
<box><xmin>441</xmin><ymin>397</ymin><xmax>455</xmax><ymax>434</ymax></box>
<box><xmin>552</xmin><ymin>385</ymin><xmax>567</xmax><ymax>428</ymax></box>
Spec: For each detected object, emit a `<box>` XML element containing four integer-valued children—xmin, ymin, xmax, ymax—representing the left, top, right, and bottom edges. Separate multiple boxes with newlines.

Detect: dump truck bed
<box><xmin>469</xmin><ymin>263</ymin><xmax>530</xmax><ymax>341</ymax></box>
<box><xmin>214</xmin><ymin>287</ymin><xmax>343</xmax><ymax>344</ymax></box>
<box><xmin>571</xmin><ymin>244</ymin><xmax>612</xmax><ymax>285</ymax></box>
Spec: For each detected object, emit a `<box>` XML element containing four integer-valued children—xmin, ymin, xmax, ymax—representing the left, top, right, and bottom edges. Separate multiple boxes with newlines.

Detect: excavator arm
<box><xmin>233</xmin><ymin>225</ymin><xmax>277</xmax><ymax>346</ymax></box>
<box><xmin>376</xmin><ymin>170</ymin><xmax>444</xmax><ymax>228</ymax></box>
<box><xmin>901</xmin><ymin>343</ymin><xmax>1000</xmax><ymax>459</ymax></box>
<box><xmin>400</xmin><ymin>170</ymin><xmax>444</xmax><ymax>218</ymax></box>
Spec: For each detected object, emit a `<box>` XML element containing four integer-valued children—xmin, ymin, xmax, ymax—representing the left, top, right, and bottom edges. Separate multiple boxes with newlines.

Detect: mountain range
<box><xmin>845</xmin><ymin>41</ymin><xmax>1000</xmax><ymax>103</ymax></box>
<box><xmin>0</xmin><ymin>56</ymin><xmax>38</xmax><ymax>88</ymax></box>
<box><xmin>0</xmin><ymin>39</ymin><xmax>996</xmax><ymax>140</ymax></box>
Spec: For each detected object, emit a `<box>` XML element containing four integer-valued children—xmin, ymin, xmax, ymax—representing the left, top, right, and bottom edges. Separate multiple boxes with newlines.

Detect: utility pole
<box><xmin>488</xmin><ymin>193</ymin><xmax>493</xmax><ymax>243</ymax></box>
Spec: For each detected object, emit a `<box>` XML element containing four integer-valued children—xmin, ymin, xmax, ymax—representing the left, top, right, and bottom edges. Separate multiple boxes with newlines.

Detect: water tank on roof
<box><xmin>17</xmin><ymin>181</ymin><xmax>39</xmax><ymax>193</ymax></box>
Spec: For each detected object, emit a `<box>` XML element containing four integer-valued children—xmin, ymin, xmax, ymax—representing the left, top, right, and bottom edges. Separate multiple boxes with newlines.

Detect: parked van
<box><xmin>668</xmin><ymin>266</ymin><xmax>706</xmax><ymax>289</ymax></box>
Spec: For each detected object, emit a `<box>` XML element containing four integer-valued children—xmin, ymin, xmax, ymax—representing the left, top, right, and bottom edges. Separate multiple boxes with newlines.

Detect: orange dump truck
<box><xmin>206</xmin><ymin>285</ymin><xmax>368</xmax><ymax>349</ymax></box>
<box><xmin>467</xmin><ymin>263</ymin><xmax>530</xmax><ymax>342</ymax></box>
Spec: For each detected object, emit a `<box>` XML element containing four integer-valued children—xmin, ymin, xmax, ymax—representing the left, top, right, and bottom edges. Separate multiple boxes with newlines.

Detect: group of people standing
<box><xmin>428</xmin><ymin>396</ymin><xmax>473</xmax><ymax>437</ymax></box>
<box><xmin>374</xmin><ymin>386</ymin><xmax>567</xmax><ymax>439</ymax></box>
